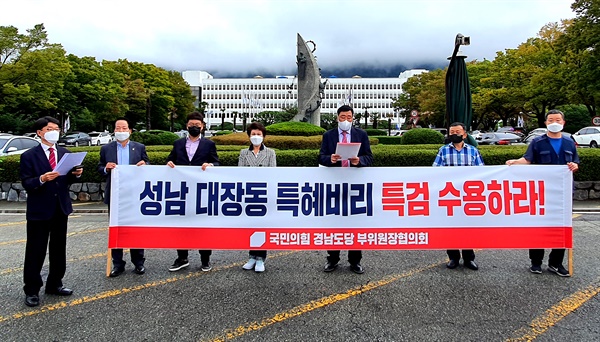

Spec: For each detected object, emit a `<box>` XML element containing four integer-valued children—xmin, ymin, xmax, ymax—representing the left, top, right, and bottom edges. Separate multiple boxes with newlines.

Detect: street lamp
<box><xmin>169</xmin><ymin>107</ymin><xmax>177</xmax><ymax>132</ymax></box>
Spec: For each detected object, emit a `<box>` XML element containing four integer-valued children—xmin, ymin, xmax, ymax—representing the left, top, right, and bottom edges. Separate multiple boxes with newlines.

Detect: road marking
<box><xmin>203</xmin><ymin>261</ymin><xmax>442</xmax><ymax>342</ymax></box>
<box><xmin>0</xmin><ymin>252</ymin><xmax>109</xmax><ymax>276</ymax></box>
<box><xmin>0</xmin><ymin>227</ymin><xmax>106</xmax><ymax>246</ymax></box>
<box><xmin>572</xmin><ymin>214</ymin><xmax>581</xmax><ymax>219</ymax></box>
<box><xmin>506</xmin><ymin>282</ymin><xmax>600</xmax><ymax>342</ymax></box>
<box><xmin>0</xmin><ymin>251</ymin><xmax>297</xmax><ymax>323</ymax></box>
<box><xmin>0</xmin><ymin>216</ymin><xmax>81</xmax><ymax>229</ymax></box>
<box><xmin>0</xmin><ymin>221</ymin><xmax>27</xmax><ymax>227</ymax></box>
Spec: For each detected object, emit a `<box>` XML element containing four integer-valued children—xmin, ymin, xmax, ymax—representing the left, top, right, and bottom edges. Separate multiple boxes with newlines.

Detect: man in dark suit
<box><xmin>20</xmin><ymin>116</ymin><xmax>83</xmax><ymax>307</ymax></box>
<box><xmin>319</xmin><ymin>105</ymin><xmax>373</xmax><ymax>274</ymax></box>
<box><xmin>98</xmin><ymin>117</ymin><xmax>149</xmax><ymax>277</ymax></box>
<box><xmin>166</xmin><ymin>111</ymin><xmax>220</xmax><ymax>272</ymax></box>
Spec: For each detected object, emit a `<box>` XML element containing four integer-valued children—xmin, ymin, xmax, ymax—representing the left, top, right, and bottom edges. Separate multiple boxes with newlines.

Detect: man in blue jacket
<box><xmin>506</xmin><ymin>109</ymin><xmax>579</xmax><ymax>277</ymax></box>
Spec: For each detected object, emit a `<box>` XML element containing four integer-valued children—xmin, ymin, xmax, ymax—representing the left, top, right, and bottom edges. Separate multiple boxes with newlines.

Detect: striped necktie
<box><xmin>49</xmin><ymin>147</ymin><xmax>56</xmax><ymax>169</ymax></box>
<box><xmin>341</xmin><ymin>131</ymin><xmax>349</xmax><ymax>167</ymax></box>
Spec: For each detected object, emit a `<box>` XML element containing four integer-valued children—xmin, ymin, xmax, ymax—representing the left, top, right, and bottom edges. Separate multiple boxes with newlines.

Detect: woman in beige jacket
<box><xmin>238</xmin><ymin>122</ymin><xmax>276</xmax><ymax>272</ymax></box>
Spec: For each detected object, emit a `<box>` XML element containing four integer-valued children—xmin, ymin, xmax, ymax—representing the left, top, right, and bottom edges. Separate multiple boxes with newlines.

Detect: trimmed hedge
<box><xmin>210</xmin><ymin>132</ymin><xmax>378</xmax><ymax>150</ymax></box>
<box><xmin>2</xmin><ymin>145</ymin><xmax>599</xmax><ymax>183</ymax></box>
<box><xmin>266</xmin><ymin>121</ymin><xmax>326</xmax><ymax>136</ymax></box>
<box><xmin>130</xmin><ymin>130</ymin><xmax>179</xmax><ymax>146</ymax></box>
<box><xmin>401</xmin><ymin>128</ymin><xmax>445</xmax><ymax>145</ymax></box>
<box><xmin>372</xmin><ymin>136</ymin><xmax>403</xmax><ymax>145</ymax></box>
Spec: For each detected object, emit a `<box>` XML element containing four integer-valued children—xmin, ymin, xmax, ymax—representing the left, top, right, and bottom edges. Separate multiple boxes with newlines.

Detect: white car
<box><xmin>572</xmin><ymin>126</ymin><xmax>600</xmax><ymax>148</ymax></box>
<box><xmin>89</xmin><ymin>132</ymin><xmax>112</xmax><ymax>145</ymax></box>
<box><xmin>0</xmin><ymin>135</ymin><xmax>40</xmax><ymax>156</ymax></box>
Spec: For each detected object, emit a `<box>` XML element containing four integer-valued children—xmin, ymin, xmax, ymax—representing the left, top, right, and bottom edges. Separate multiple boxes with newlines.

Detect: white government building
<box><xmin>182</xmin><ymin>69</ymin><xmax>427</xmax><ymax>129</ymax></box>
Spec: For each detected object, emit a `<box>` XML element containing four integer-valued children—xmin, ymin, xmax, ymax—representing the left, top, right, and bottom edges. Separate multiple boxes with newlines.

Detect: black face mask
<box><xmin>188</xmin><ymin>126</ymin><xmax>201</xmax><ymax>137</ymax></box>
<box><xmin>449</xmin><ymin>134</ymin><xmax>464</xmax><ymax>144</ymax></box>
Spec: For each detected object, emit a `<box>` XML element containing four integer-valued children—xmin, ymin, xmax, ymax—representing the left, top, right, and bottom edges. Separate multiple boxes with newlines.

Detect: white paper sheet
<box><xmin>335</xmin><ymin>143</ymin><xmax>361</xmax><ymax>160</ymax></box>
<box><xmin>54</xmin><ymin>152</ymin><xmax>87</xmax><ymax>175</ymax></box>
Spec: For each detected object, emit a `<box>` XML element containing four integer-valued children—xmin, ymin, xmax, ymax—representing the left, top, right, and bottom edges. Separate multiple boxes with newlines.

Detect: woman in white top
<box><xmin>238</xmin><ymin>122</ymin><xmax>276</xmax><ymax>272</ymax></box>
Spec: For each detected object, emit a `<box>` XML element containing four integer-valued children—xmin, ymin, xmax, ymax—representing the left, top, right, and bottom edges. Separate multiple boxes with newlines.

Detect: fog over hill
<box><xmin>205</xmin><ymin>62</ymin><xmax>446</xmax><ymax>79</ymax></box>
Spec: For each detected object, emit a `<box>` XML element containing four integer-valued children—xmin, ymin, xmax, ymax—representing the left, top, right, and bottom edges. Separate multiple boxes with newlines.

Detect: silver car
<box><xmin>0</xmin><ymin>135</ymin><xmax>40</xmax><ymax>156</ymax></box>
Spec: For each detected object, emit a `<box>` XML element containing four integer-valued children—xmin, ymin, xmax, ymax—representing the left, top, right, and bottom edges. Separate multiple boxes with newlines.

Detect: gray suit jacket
<box><xmin>97</xmin><ymin>140</ymin><xmax>149</xmax><ymax>204</ymax></box>
<box><xmin>238</xmin><ymin>145</ymin><xmax>277</xmax><ymax>167</ymax></box>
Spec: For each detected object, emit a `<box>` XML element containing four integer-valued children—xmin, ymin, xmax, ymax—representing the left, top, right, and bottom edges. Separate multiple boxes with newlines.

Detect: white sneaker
<box><xmin>254</xmin><ymin>260</ymin><xmax>265</xmax><ymax>273</ymax></box>
<box><xmin>242</xmin><ymin>258</ymin><xmax>256</xmax><ymax>270</ymax></box>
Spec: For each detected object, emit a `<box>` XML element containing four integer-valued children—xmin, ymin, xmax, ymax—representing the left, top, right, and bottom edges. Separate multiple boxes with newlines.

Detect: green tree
<box><xmin>0</xmin><ymin>24</ymin><xmax>70</xmax><ymax>125</ymax></box>
<box><xmin>557</xmin><ymin>0</ymin><xmax>600</xmax><ymax>117</ymax></box>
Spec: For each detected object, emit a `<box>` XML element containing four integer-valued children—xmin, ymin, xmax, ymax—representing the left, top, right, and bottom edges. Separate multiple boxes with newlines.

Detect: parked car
<box><xmin>523</xmin><ymin>130</ymin><xmax>573</xmax><ymax>145</ymax></box>
<box><xmin>0</xmin><ymin>135</ymin><xmax>40</xmax><ymax>156</ymax></box>
<box><xmin>58</xmin><ymin>132</ymin><xmax>92</xmax><ymax>147</ymax></box>
<box><xmin>88</xmin><ymin>131</ymin><xmax>112</xmax><ymax>145</ymax></box>
<box><xmin>572</xmin><ymin>126</ymin><xmax>600</xmax><ymax>148</ymax></box>
<box><xmin>23</xmin><ymin>132</ymin><xmax>41</xmax><ymax>141</ymax></box>
<box><xmin>477</xmin><ymin>132</ymin><xmax>523</xmax><ymax>145</ymax></box>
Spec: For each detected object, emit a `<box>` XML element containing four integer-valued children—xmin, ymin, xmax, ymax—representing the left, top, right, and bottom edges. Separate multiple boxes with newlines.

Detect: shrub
<box><xmin>266</xmin><ymin>121</ymin><xmax>326</xmax><ymax>136</ymax></box>
<box><xmin>401</xmin><ymin>128</ymin><xmax>445</xmax><ymax>145</ymax></box>
<box><xmin>130</xmin><ymin>130</ymin><xmax>179</xmax><ymax>146</ymax></box>
<box><xmin>364</xmin><ymin>129</ymin><xmax>387</xmax><ymax>136</ymax></box>
<box><xmin>213</xmin><ymin>130</ymin><xmax>234</xmax><ymax>136</ymax></box>
<box><xmin>2</xmin><ymin>144</ymin><xmax>599</xmax><ymax>183</ymax></box>
<box><xmin>372</xmin><ymin>136</ymin><xmax>402</xmax><ymax>145</ymax></box>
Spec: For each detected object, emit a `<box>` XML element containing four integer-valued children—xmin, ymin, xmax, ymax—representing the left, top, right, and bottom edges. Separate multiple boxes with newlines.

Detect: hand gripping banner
<box><xmin>108</xmin><ymin>165</ymin><xmax>572</xmax><ymax>250</ymax></box>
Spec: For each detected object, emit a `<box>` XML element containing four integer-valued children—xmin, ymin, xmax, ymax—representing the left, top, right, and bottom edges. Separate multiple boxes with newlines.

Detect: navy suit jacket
<box><xmin>319</xmin><ymin>127</ymin><xmax>373</xmax><ymax>167</ymax></box>
<box><xmin>97</xmin><ymin>140</ymin><xmax>150</xmax><ymax>204</ymax></box>
<box><xmin>20</xmin><ymin>145</ymin><xmax>78</xmax><ymax>220</ymax></box>
<box><xmin>167</xmin><ymin>137</ymin><xmax>220</xmax><ymax>166</ymax></box>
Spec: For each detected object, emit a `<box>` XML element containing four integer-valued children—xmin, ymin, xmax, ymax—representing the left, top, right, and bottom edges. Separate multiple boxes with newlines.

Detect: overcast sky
<box><xmin>2</xmin><ymin>0</ymin><xmax>575</xmax><ymax>76</ymax></box>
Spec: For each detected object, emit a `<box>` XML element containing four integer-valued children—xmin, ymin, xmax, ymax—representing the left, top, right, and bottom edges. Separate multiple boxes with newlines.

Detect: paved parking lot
<box><xmin>0</xmin><ymin>203</ymin><xmax>599</xmax><ymax>341</ymax></box>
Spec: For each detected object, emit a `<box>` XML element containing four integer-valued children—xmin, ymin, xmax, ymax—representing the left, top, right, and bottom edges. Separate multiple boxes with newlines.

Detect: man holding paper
<box><xmin>19</xmin><ymin>116</ymin><xmax>83</xmax><ymax>307</ymax></box>
<box><xmin>319</xmin><ymin>105</ymin><xmax>373</xmax><ymax>274</ymax></box>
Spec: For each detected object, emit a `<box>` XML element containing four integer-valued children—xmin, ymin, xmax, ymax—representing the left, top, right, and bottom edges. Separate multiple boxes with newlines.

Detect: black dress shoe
<box><xmin>25</xmin><ymin>294</ymin><xmax>40</xmax><ymax>307</ymax></box>
<box><xmin>324</xmin><ymin>262</ymin><xmax>338</xmax><ymax>272</ymax></box>
<box><xmin>465</xmin><ymin>260</ymin><xmax>479</xmax><ymax>270</ymax></box>
<box><xmin>45</xmin><ymin>286</ymin><xmax>73</xmax><ymax>296</ymax></box>
<box><xmin>446</xmin><ymin>260</ymin><xmax>459</xmax><ymax>269</ymax></box>
<box><xmin>109</xmin><ymin>267</ymin><xmax>125</xmax><ymax>277</ymax></box>
<box><xmin>349</xmin><ymin>263</ymin><xmax>365</xmax><ymax>274</ymax></box>
<box><xmin>133</xmin><ymin>265</ymin><xmax>145</xmax><ymax>275</ymax></box>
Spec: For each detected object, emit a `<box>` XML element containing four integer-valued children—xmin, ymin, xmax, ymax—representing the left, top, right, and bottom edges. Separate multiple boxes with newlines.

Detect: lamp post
<box><xmin>220</xmin><ymin>108</ymin><xmax>226</xmax><ymax>130</ymax></box>
<box><xmin>169</xmin><ymin>107</ymin><xmax>177</xmax><ymax>132</ymax></box>
<box><xmin>145</xmin><ymin>89</ymin><xmax>155</xmax><ymax>131</ymax></box>
<box><xmin>364</xmin><ymin>106</ymin><xmax>370</xmax><ymax>128</ymax></box>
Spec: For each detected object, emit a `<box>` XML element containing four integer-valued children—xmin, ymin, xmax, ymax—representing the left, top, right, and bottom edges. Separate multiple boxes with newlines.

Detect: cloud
<box><xmin>1</xmin><ymin>0</ymin><xmax>574</xmax><ymax>75</ymax></box>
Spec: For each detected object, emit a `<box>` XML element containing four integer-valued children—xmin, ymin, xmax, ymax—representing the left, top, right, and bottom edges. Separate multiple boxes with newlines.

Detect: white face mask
<box><xmin>547</xmin><ymin>123</ymin><xmax>563</xmax><ymax>133</ymax></box>
<box><xmin>115</xmin><ymin>131</ymin><xmax>130</xmax><ymax>142</ymax></box>
<box><xmin>250</xmin><ymin>135</ymin><xmax>263</xmax><ymax>146</ymax></box>
<box><xmin>338</xmin><ymin>120</ymin><xmax>352</xmax><ymax>131</ymax></box>
<box><xmin>44</xmin><ymin>130</ymin><xmax>60</xmax><ymax>144</ymax></box>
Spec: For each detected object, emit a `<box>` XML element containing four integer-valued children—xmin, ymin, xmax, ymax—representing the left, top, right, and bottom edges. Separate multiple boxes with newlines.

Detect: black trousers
<box><xmin>529</xmin><ymin>248</ymin><xmax>565</xmax><ymax>267</ymax></box>
<box><xmin>327</xmin><ymin>250</ymin><xmax>362</xmax><ymax>265</ymax></box>
<box><xmin>111</xmin><ymin>249</ymin><xmax>145</xmax><ymax>269</ymax></box>
<box><xmin>447</xmin><ymin>250</ymin><xmax>475</xmax><ymax>262</ymax></box>
<box><xmin>249</xmin><ymin>250</ymin><xmax>267</xmax><ymax>259</ymax></box>
<box><xmin>23</xmin><ymin>210</ymin><xmax>68</xmax><ymax>295</ymax></box>
<box><xmin>177</xmin><ymin>249</ymin><xmax>211</xmax><ymax>263</ymax></box>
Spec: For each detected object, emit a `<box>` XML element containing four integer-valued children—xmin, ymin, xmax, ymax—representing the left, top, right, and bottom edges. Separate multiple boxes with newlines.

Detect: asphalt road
<box><xmin>0</xmin><ymin>211</ymin><xmax>599</xmax><ymax>342</ymax></box>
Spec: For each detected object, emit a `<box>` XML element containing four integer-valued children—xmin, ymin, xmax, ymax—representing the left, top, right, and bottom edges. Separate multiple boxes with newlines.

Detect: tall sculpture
<box><xmin>295</xmin><ymin>33</ymin><xmax>323</xmax><ymax>126</ymax></box>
